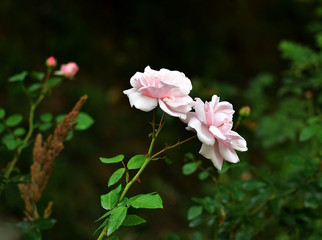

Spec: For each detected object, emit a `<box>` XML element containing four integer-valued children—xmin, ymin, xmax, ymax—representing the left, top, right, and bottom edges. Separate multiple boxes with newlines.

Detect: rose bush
<box><xmin>123</xmin><ymin>66</ymin><xmax>193</xmax><ymax>119</ymax></box>
<box><xmin>184</xmin><ymin>95</ymin><xmax>247</xmax><ymax>169</ymax></box>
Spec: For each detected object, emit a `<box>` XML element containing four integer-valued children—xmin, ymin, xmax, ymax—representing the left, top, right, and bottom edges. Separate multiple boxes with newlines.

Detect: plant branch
<box><xmin>0</xmin><ymin>72</ymin><xmax>51</xmax><ymax>193</ymax></box>
<box><xmin>151</xmin><ymin>135</ymin><xmax>197</xmax><ymax>159</ymax></box>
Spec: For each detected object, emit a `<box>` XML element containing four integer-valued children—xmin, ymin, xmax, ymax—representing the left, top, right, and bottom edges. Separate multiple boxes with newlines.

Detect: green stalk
<box><xmin>150</xmin><ymin>135</ymin><xmax>196</xmax><ymax>159</ymax></box>
<box><xmin>119</xmin><ymin>112</ymin><xmax>164</xmax><ymax>201</ymax></box>
<box><xmin>0</xmin><ymin>73</ymin><xmax>50</xmax><ymax>193</ymax></box>
<box><xmin>97</xmin><ymin>226</ymin><xmax>108</xmax><ymax>240</ymax></box>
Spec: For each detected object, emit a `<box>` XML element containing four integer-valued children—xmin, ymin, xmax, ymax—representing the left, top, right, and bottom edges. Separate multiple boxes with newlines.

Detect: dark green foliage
<box><xmin>181</xmin><ymin>28</ymin><xmax>322</xmax><ymax>240</ymax></box>
<box><xmin>18</xmin><ymin>218</ymin><xmax>56</xmax><ymax>240</ymax></box>
<box><xmin>97</xmin><ymin>153</ymin><xmax>164</xmax><ymax>238</ymax></box>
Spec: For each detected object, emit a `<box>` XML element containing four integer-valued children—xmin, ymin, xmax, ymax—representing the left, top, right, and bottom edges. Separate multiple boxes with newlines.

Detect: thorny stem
<box><xmin>98</xmin><ymin>112</ymin><xmax>196</xmax><ymax>239</ymax></box>
<box><xmin>150</xmin><ymin>135</ymin><xmax>197</xmax><ymax>160</ymax></box>
<box><xmin>119</xmin><ymin>112</ymin><xmax>165</xmax><ymax>201</ymax></box>
<box><xmin>98</xmin><ymin>225</ymin><xmax>108</xmax><ymax>240</ymax></box>
<box><xmin>0</xmin><ymin>72</ymin><xmax>51</xmax><ymax>194</ymax></box>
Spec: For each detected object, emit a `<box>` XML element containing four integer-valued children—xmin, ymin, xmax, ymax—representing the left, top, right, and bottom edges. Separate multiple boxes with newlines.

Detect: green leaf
<box><xmin>33</xmin><ymin>218</ymin><xmax>56</xmax><ymax>230</ymax></box>
<box><xmin>100</xmin><ymin>154</ymin><xmax>124</xmax><ymax>164</ymax></box>
<box><xmin>107</xmin><ymin>206</ymin><xmax>127</xmax><ymax>236</ymax></box>
<box><xmin>190</xmin><ymin>231</ymin><xmax>203</xmax><ymax>240</ymax></box>
<box><xmin>9</xmin><ymin>71</ymin><xmax>28</xmax><ymax>82</ymax></box>
<box><xmin>14</xmin><ymin>127</ymin><xmax>26</xmax><ymax>136</ymax></box>
<box><xmin>0</xmin><ymin>123</ymin><xmax>5</xmax><ymax>133</ymax></box>
<box><xmin>108</xmin><ymin>168</ymin><xmax>125</xmax><ymax>187</ymax></box>
<box><xmin>47</xmin><ymin>77</ymin><xmax>62</xmax><ymax>88</ymax></box>
<box><xmin>165</xmin><ymin>233</ymin><xmax>181</xmax><ymax>240</ymax></box>
<box><xmin>0</xmin><ymin>108</ymin><xmax>5</xmax><ymax>119</ymax></box>
<box><xmin>122</xmin><ymin>214</ymin><xmax>146</xmax><ymax>226</ymax></box>
<box><xmin>242</xmin><ymin>180</ymin><xmax>266</xmax><ymax>191</ymax></box>
<box><xmin>129</xmin><ymin>192</ymin><xmax>163</xmax><ymax>209</ymax></box>
<box><xmin>31</xmin><ymin>71</ymin><xmax>45</xmax><ymax>81</ymax></box>
<box><xmin>117</xmin><ymin>197</ymin><xmax>129</xmax><ymax>207</ymax></box>
<box><xmin>55</xmin><ymin>114</ymin><xmax>66</xmax><ymax>123</ymax></box>
<box><xmin>164</xmin><ymin>158</ymin><xmax>173</xmax><ymax>164</ymax></box>
<box><xmin>218</xmin><ymin>162</ymin><xmax>230</xmax><ymax>174</ymax></box>
<box><xmin>17</xmin><ymin>220</ymin><xmax>43</xmax><ymax>240</ymax></box>
<box><xmin>182</xmin><ymin>162</ymin><xmax>198</xmax><ymax>175</ymax></box>
<box><xmin>101</xmin><ymin>184</ymin><xmax>122</xmax><ymax>210</ymax></box>
<box><xmin>304</xmin><ymin>194</ymin><xmax>320</xmax><ymax>209</ymax></box>
<box><xmin>316</xmin><ymin>33</ymin><xmax>322</xmax><ymax>48</ymax></box>
<box><xmin>187</xmin><ymin>206</ymin><xmax>203</xmax><ymax>220</ymax></box>
<box><xmin>198</xmin><ymin>171</ymin><xmax>209</xmax><ymax>180</ymax></box>
<box><xmin>27</xmin><ymin>83</ymin><xmax>42</xmax><ymax>93</ymax></box>
<box><xmin>40</xmin><ymin>113</ymin><xmax>53</xmax><ymax>123</ymax></box>
<box><xmin>314</xmin><ymin>124</ymin><xmax>322</xmax><ymax>143</ymax></box>
<box><xmin>2</xmin><ymin>134</ymin><xmax>21</xmax><ymax>150</ymax></box>
<box><xmin>75</xmin><ymin>112</ymin><xmax>94</xmax><ymax>131</ymax></box>
<box><xmin>5</xmin><ymin>114</ymin><xmax>23</xmax><ymax>127</ymax></box>
<box><xmin>38</xmin><ymin>123</ymin><xmax>52</xmax><ymax>131</ymax></box>
<box><xmin>279</xmin><ymin>41</ymin><xmax>317</xmax><ymax>67</ymax></box>
<box><xmin>189</xmin><ymin>217</ymin><xmax>202</xmax><ymax>228</ymax></box>
<box><xmin>299</xmin><ymin>126</ymin><xmax>315</xmax><ymax>142</ymax></box>
<box><xmin>93</xmin><ymin>218</ymin><xmax>108</xmax><ymax>236</ymax></box>
<box><xmin>127</xmin><ymin>154</ymin><xmax>147</xmax><ymax>170</ymax></box>
<box><xmin>24</xmin><ymin>229</ymin><xmax>42</xmax><ymax>240</ymax></box>
<box><xmin>95</xmin><ymin>211</ymin><xmax>111</xmax><ymax>222</ymax></box>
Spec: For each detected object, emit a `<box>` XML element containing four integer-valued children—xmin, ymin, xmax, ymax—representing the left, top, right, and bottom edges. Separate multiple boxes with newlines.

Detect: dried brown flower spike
<box><xmin>19</xmin><ymin>95</ymin><xmax>87</xmax><ymax>221</ymax></box>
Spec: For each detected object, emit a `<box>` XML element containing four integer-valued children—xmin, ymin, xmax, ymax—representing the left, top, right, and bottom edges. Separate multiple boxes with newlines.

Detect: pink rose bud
<box><xmin>60</xmin><ymin>62</ymin><xmax>79</xmax><ymax>79</ymax></box>
<box><xmin>239</xmin><ymin>106</ymin><xmax>251</xmax><ymax>118</ymax></box>
<box><xmin>46</xmin><ymin>56</ymin><xmax>57</xmax><ymax>68</ymax></box>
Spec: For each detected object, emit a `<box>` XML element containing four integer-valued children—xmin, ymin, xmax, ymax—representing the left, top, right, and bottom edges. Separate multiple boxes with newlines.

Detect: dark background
<box><xmin>0</xmin><ymin>0</ymin><xmax>318</xmax><ymax>239</ymax></box>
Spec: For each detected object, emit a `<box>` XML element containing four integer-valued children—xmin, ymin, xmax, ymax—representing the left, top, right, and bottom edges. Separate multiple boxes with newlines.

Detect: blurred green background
<box><xmin>0</xmin><ymin>0</ymin><xmax>320</xmax><ymax>239</ymax></box>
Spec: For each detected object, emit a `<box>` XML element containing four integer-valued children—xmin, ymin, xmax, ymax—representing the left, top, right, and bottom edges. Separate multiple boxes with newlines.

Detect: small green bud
<box><xmin>239</xmin><ymin>106</ymin><xmax>251</xmax><ymax>118</ymax></box>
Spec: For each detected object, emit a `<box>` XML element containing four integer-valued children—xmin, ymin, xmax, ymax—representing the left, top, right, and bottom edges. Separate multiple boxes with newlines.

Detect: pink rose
<box><xmin>123</xmin><ymin>66</ymin><xmax>193</xmax><ymax>119</ymax></box>
<box><xmin>185</xmin><ymin>95</ymin><xmax>247</xmax><ymax>169</ymax></box>
<box><xmin>60</xmin><ymin>62</ymin><xmax>79</xmax><ymax>79</ymax></box>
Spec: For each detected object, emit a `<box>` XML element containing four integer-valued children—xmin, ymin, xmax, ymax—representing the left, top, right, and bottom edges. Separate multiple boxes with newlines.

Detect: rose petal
<box><xmin>130</xmin><ymin>72</ymin><xmax>144</xmax><ymax>89</ymax></box>
<box><xmin>123</xmin><ymin>88</ymin><xmax>158</xmax><ymax>112</ymax></box>
<box><xmin>209</xmin><ymin>126</ymin><xmax>227</xmax><ymax>140</ymax></box>
<box><xmin>215</xmin><ymin>101</ymin><xmax>234</xmax><ymax>115</ymax></box>
<box><xmin>159</xmin><ymin>68</ymin><xmax>192</xmax><ymax>93</ymax></box>
<box><xmin>187</xmin><ymin>117</ymin><xmax>215</xmax><ymax>145</ymax></box>
<box><xmin>199</xmin><ymin>143</ymin><xmax>224</xmax><ymax>170</ymax></box>
<box><xmin>158</xmin><ymin>99</ymin><xmax>185</xmax><ymax>119</ymax></box>
<box><xmin>228</xmin><ymin>131</ymin><xmax>248</xmax><ymax>151</ymax></box>
<box><xmin>139</xmin><ymin>84</ymin><xmax>173</xmax><ymax>99</ymax></box>
<box><xmin>218</xmin><ymin>142</ymin><xmax>239</xmax><ymax>163</ymax></box>
<box><xmin>194</xmin><ymin>98</ymin><xmax>207</xmax><ymax>125</ymax></box>
<box><xmin>208</xmin><ymin>96</ymin><xmax>218</xmax><ymax>126</ymax></box>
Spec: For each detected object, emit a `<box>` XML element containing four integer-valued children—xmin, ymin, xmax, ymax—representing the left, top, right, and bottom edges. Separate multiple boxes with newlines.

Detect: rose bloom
<box><xmin>185</xmin><ymin>95</ymin><xmax>247</xmax><ymax>169</ymax></box>
<box><xmin>60</xmin><ymin>62</ymin><xmax>79</xmax><ymax>79</ymax></box>
<box><xmin>123</xmin><ymin>66</ymin><xmax>193</xmax><ymax>119</ymax></box>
